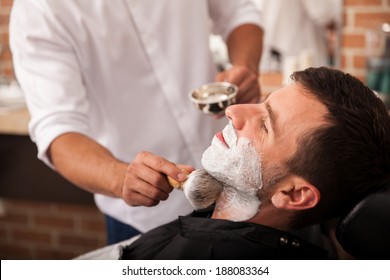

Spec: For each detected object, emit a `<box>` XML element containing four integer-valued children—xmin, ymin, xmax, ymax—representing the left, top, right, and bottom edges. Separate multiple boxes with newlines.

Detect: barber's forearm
<box><xmin>227</xmin><ymin>24</ymin><xmax>263</xmax><ymax>74</ymax></box>
<box><xmin>48</xmin><ymin>132</ymin><xmax>127</xmax><ymax>198</ymax></box>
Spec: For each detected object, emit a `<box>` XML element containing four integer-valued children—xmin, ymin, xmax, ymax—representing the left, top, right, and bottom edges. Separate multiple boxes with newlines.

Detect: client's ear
<box><xmin>271</xmin><ymin>175</ymin><xmax>320</xmax><ymax>210</ymax></box>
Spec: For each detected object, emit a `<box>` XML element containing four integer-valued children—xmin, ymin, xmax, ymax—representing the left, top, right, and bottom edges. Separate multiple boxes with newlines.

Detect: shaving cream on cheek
<box><xmin>201</xmin><ymin>121</ymin><xmax>263</xmax><ymax>221</ymax></box>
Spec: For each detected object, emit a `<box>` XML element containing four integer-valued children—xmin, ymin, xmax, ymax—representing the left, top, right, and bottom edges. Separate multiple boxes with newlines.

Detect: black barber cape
<box><xmin>121</xmin><ymin>210</ymin><xmax>328</xmax><ymax>259</ymax></box>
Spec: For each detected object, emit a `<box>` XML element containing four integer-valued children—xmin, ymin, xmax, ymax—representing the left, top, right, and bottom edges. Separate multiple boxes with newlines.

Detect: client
<box><xmin>78</xmin><ymin>67</ymin><xmax>390</xmax><ymax>259</ymax></box>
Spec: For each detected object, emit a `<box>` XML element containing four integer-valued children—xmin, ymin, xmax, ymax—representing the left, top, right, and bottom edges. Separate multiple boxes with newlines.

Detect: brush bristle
<box><xmin>183</xmin><ymin>169</ymin><xmax>223</xmax><ymax>209</ymax></box>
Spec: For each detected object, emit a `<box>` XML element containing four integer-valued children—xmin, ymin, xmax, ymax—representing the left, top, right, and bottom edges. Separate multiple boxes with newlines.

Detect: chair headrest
<box><xmin>336</xmin><ymin>190</ymin><xmax>390</xmax><ymax>259</ymax></box>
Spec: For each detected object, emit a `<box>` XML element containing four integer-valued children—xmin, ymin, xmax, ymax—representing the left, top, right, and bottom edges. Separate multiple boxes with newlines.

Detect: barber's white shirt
<box><xmin>10</xmin><ymin>0</ymin><xmax>262</xmax><ymax>231</ymax></box>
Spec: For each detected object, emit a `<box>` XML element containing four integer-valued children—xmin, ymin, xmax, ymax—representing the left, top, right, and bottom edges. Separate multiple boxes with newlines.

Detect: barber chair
<box><xmin>335</xmin><ymin>190</ymin><xmax>390</xmax><ymax>259</ymax></box>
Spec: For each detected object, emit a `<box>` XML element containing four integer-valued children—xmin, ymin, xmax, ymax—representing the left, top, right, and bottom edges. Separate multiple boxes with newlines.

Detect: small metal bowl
<box><xmin>189</xmin><ymin>82</ymin><xmax>238</xmax><ymax>115</ymax></box>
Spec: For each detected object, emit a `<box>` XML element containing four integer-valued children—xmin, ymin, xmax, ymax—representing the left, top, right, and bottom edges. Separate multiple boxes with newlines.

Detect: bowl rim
<box><xmin>188</xmin><ymin>82</ymin><xmax>238</xmax><ymax>105</ymax></box>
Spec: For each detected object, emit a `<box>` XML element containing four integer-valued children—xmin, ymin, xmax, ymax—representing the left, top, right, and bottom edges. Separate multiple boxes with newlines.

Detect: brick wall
<box><xmin>0</xmin><ymin>198</ymin><xmax>106</xmax><ymax>259</ymax></box>
<box><xmin>0</xmin><ymin>0</ymin><xmax>13</xmax><ymax>78</ymax></box>
<box><xmin>342</xmin><ymin>0</ymin><xmax>390</xmax><ymax>81</ymax></box>
<box><xmin>0</xmin><ymin>0</ymin><xmax>389</xmax><ymax>260</ymax></box>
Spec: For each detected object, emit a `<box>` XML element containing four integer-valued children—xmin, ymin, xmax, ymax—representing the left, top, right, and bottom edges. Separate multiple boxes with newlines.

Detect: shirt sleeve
<box><xmin>208</xmin><ymin>0</ymin><xmax>263</xmax><ymax>42</ymax></box>
<box><xmin>300</xmin><ymin>0</ymin><xmax>342</xmax><ymax>27</ymax></box>
<box><xmin>9</xmin><ymin>0</ymin><xmax>92</xmax><ymax>168</ymax></box>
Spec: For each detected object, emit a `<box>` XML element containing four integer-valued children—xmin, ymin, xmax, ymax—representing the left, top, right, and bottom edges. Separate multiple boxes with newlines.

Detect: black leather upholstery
<box><xmin>336</xmin><ymin>190</ymin><xmax>390</xmax><ymax>259</ymax></box>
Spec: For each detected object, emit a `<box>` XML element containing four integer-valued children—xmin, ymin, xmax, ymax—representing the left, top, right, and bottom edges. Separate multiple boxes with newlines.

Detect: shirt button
<box><xmin>280</xmin><ymin>236</ymin><xmax>289</xmax><ymax>245</ymax></box>
<box><xmin>292</xmin><ymin>240</ymin><xmax>300</xmax><ymax>248</ymax></box>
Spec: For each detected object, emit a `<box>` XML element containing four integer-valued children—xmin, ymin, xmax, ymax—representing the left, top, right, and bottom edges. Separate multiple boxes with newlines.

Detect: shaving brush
<box><xmin>167</xmin><ymin>169</ymin><xmax>223</xmax><ymax>209</ymax></box>
<box><xmin>182</xmin><ymin>169</ymin><xmax>223</xmax><ymax>209</ymax></box>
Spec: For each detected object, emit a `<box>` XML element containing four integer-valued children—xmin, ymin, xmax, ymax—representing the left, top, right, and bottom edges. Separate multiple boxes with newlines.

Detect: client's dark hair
<box><xmin>287</xmin><ymin>67</ymin><xmax>390</xmax><ymax>228</ymax></box>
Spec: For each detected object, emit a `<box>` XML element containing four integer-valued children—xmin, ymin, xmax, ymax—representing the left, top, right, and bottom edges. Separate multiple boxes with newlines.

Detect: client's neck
<box><xmin>211</xmin><ymin>189</ymin><xmax>293</xmax><ymax>232</ymax></box>
<box><xmin>211</xmin><ymin>186</ymin><xmax>261</xmax><ymax>222</ymax></box>
<box><xmin>246</xmin><ymin>201</ymin><xmax>295</xmax><ymax>232</ymax></box>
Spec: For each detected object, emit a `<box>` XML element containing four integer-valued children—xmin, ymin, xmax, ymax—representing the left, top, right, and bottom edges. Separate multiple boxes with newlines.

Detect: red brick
<box><xmin>345</xmin><ymin>0</ymin><xmax>382</xmax><ymax>6</ymax></box>
<box><xmin>342</xmin><ymin>33</ymin><xmax>366</xmax><ymax>48</ymax></box>
<box><xmin>355</xmin><ymin>13</ymin><xmax>390</xmax><ymax>29</ymax></box>
<box><xmin>11</xmin><ymin>228</ymin><xmax>52</xmax><ymax>244</ymax></box>
<box><xmin>0</xmin><ymin>14</ymin><xmax>9</xmax><ymax>25</ymax></box>
<box><xmin>353</xmin><ymin>55</ymin><xmax>367</xmax><ymax>68</ymax></box>
<box><xmin>341</xmin><ymin>54</ymin><xmax>349</xmax><ymax>68</ymax></box>
<box><xmin>0</xmin><ymin>226</ymin><xmax>8</xmax><ymax>242</ymax></box>
<box><xmin>5</xmin><ymin>199</ymin><xmax>55</xmax><ymax>213</ymax></box>
<box><xmin>0</xmin><ymin>212</ymin><xmax>29</xmax><ymax>225</ymax></box>
<box><xmin>34</xmin><ymin>248</ymin><xmax>78</xmax><ymax>260</ymax></box>
<box><xmin>34</xmin><ymin>215</ymin><xmax>75</xmax><ymax>230</ymax></box>
<box><xmin>0</xmin><ymin>243</ymin><xmax>32</xmax><ymax>260</ymax></box>
<box><xmin>58</xmin><ymin>233</ymin><xmax>103</xmax><ymax>248</ymax></box>
<box><xmin>56</xmin><ymin>204</ymin><xmax>102</xmax><ymax>217</ymax></box>
<box><xmin>1</xmin><ymin>49</ymin><xmax>12</xmax><ymax>59</ymax></box>
<box><xmin>79</xmin><ymin>219</ymin><xmax>106</xmax><ymax>231</ymax></box>
<box><xmin>2</xmin><ymin>32</ymin><xmax>9</xmax><ymax>45</ymax></box>
<box><xmin>4</xmin><ymin>68</ymin><xmax>15</xmax><ymax>77</ymax></box>
<box><xmin>342</xmin><ymin>11</ymin><xmax>348</xmax><ymax>27</ymax></box>
<box><xmin>1</xmin><ymin>0</ymin><xmax>14</xmax><ymax>8</ymax></box>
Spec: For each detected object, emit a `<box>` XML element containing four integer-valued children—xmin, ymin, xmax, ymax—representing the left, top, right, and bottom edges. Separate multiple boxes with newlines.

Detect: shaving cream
<box><xmin>201</xmin><ymin>121</ymin><xmax>263</xmax><ymax>221</ymax></box>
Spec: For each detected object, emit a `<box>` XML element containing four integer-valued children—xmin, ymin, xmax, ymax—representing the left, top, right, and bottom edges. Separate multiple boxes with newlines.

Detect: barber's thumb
<box><xmin>215</xmin><ymin>71</ymin><xmax>227</xmax><ymax>82</ymax></box>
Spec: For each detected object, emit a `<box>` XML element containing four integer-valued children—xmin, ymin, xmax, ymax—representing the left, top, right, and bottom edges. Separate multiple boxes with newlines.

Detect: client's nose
<box><xmin>225</xmin><ymin>104</ymin><xmax>260</xmax><ymax>131</ymax></box>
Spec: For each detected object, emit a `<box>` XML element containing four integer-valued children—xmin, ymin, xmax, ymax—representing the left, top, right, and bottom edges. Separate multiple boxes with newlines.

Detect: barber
<box><xmin>10</xmin><ymin>0</ymin><xmax>263</xmax><ymax>244</ymax></box>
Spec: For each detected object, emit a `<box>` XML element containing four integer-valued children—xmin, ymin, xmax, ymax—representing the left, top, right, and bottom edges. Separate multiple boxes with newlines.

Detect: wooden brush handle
<box><xmin>167</xmin><ymin>176</ymin><xmax>184</xmax><ymax>190</ymax></box>
<box><xmin>167</xmin><ymin>168</ymin><xmax>191</xmax><ymax>190</ymax></box>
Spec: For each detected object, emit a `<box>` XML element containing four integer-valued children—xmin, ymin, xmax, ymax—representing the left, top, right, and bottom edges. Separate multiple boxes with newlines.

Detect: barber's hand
<box><xmin>215</xmin><ymin>65</ymin><xmax>261</xmax><ymax>105</ymax></box>
<box><xmin>121</xmin><ymin>151</ymin><xmax>194</xmax><ymax>207</ymax></box>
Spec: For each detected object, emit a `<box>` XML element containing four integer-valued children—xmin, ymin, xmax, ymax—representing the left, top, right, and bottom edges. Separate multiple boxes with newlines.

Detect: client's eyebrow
<box><xmin>265</xmin><ymin>102</ymin><xmax>277</xmax><ymax>135</ymax></box>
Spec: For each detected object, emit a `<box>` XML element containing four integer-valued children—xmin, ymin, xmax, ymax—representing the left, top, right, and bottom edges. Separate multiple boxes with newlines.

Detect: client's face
<box><xmin>200</xmin><ymin>120</ymin><xmax>263</xmax><ymax>221</ymax></box>
<box><xmin>186</xmin><ymin>83</ymin><xmax>329</xmax><ymax>221</ymax></box>
<box><xmin>202</xmin><ymin>120</ymin><xmax>262</xmax><ymax>194</ymax></box>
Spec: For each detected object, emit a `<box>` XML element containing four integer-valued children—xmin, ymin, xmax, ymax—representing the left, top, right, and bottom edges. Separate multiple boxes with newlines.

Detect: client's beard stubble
<box><xmin>183</xmin><ymin>121</ymin><xmax>263</xmax><ymax>222</ymax></box>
